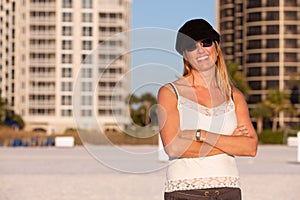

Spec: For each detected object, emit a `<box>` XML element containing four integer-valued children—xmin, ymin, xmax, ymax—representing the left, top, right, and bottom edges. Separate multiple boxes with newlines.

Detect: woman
<box><xmin>157</xmin><ymin>19</ymin><xmax>258</xmax><ymax>199</ymax></box>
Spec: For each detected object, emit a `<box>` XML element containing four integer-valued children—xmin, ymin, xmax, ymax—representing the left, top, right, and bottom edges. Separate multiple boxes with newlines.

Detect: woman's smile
<box><xmin>197</xmin><ymin>55</ymin><xmax>209</xmax><ymax>61</ymax></box>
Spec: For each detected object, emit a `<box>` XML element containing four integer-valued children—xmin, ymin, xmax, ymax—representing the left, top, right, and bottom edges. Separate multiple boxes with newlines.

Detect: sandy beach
<box><xmin>1</xmin><ymin>145</ymin><xmax>300</xmax><ymax>200</ymax></box>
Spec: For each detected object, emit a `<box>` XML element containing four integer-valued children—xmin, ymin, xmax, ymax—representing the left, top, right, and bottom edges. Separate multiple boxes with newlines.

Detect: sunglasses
<box><xmin>185</xmin><ymin>39</ymin><xmax>214</xmax><ymax>52</ymax></box>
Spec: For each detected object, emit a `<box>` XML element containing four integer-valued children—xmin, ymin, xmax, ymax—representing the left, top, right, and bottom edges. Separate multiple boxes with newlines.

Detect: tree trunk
<box><xmin>257</xmin><ymin>117</ymin><xmax>263</xmax><ymax>134</ymax></box>
<box><xmin>272</xmin><ymin>112</ymin><xmax>277</xmax><ymax>132</ymax></box>
<box><xmin>144</xmin><ymin>102</ymin><xmax>151</xmax><ymax>126</ymax></box>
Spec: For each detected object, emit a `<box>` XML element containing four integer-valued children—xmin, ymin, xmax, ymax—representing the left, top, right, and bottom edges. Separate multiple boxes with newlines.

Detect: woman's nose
<box><xmin>196</xmin><ymin>43</ymin><xmax>205</xmax><ymax>52</ymax></box>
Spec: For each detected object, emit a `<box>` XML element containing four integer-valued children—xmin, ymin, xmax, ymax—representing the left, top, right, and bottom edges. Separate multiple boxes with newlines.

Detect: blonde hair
<box><xmin>182</xmin><ymin>42</ymin><xmax>233</xmax><ymax>101</ymax></box>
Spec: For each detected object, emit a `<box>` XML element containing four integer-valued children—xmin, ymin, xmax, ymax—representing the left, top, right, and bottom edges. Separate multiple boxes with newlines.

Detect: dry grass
<box><xmin>0</xmin><ymin>126</ymin><xmax>158</xmax><ymax>146</ymax></box>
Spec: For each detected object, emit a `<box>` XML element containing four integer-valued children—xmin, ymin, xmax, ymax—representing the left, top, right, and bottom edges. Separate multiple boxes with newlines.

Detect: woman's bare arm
<box><xmin>199</xmin><ymin>88</ymin><xmax>258</xmax><ymax>156</ymax></box>
<box><xmin>157</xmin><ymin>84</ymin><xmax>226</xmax><ymax>158</ymax></box>
<box><xmin>158</xmin><ymin>85</ymin><xmax>257</xmax><ymax>158</ymax></box>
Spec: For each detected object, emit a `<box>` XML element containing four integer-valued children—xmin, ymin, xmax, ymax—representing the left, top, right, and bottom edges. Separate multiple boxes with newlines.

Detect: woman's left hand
<box><xmin>232</xmin><ymin>125</ymin><xmax>250</xmax><ymax>137</ymax></box>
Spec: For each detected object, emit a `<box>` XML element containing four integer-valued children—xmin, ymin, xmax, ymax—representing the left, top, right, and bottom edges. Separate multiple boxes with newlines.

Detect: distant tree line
<box><xmin>227</xmin><ymin>61</ymin><xmax>299</xmax><ymax>133</ymax></box>
<box><xmin>126</xmin><ymin>92</ymin><xmax>158</xmax><ymax>127</ymax></box>
<box><xmin>126</xmin><ymin>61</ymin><xmax>299</xmax><ymax>134</ymax></box>
<box><xmin>0</xmin><ymin>98</ymin><xmax>25</xmax><ymax>129</ymax></box>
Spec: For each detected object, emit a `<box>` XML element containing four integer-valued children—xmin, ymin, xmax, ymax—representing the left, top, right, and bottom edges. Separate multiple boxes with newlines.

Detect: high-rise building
<box><xmin>0</xmin><ymin>0</ymin><xmax>131</xmax><ymax>133</ymax></box>
<box><xmin>216</xmin><ymin>0</ymin><xmax>300</xmax><ymax>129</ymax></box>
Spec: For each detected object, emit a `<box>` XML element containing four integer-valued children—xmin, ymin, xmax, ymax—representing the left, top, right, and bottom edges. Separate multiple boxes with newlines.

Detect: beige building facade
<box><xmin>0</xmin><ymin>0</ymin><xmax>131</xmax><ymax>133</ymax></box>
<box><xmin>216</xmin><ymin>0</ymin><xmax>300</xmax><ymax>129</ymax></box>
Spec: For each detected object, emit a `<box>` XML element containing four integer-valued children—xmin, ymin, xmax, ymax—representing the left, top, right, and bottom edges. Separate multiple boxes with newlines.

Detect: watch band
<box><xmin>195</xmin><ymin>129</ymin><xmax>201</xmax><ymax>141</ymax></box>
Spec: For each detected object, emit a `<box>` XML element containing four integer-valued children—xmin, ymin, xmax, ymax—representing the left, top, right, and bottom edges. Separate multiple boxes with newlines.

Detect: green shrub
<box><xmin>258</xmin><ymin>130</ymin><xmax>284</xmax><ymax>144</ymax></box>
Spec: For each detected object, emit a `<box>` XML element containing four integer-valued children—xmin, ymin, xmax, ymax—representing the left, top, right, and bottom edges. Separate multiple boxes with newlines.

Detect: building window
<box><xmin>62</xmin><ymin>40</ymin><xmax>72</xmax><ymax>50</ymax></box>
<box><xmin>222</xmin><ymin>8</ymin><xmax>234</xmax><ymax>17</ymax></box>
<box><xmin>247</xmin><ymin>0</ymin><xmax>261</xmax><ymax>8</ymax></box>
<box><xmin>81</xmin><ymin>68</ymin><xmax>92</xmax><ymax>78</ymax></box>
<box><xmin>285</xmin><ymin>66</ymin><xmax>297</xmax><ymax>75</ymax></box>
<box><xmin>266</xmin><ymin>0</ymin><xmax>279</xmax><ymax>6</ymax></box>
<box><xmin>62</xmin><ymin>68</ymin><xmax>72</xmax><ymax>78</ymax></box>
<box><xmin>62</xmin><ymin>54</ymin><xmax>72</xmax><ymax>64</ymax></box>
<box><xmin>62</xmin><ymin>0</ymin><xmax>72</xmax><ymax>8</ymax></box>
<box><xmin>82</xmin><ymin>40</ymin><xmax>92</xmax><ymax>50</ymax></box>
<box><xmin>224</xmin><ymin>34</ymin><xmax>233</xmax><ymax>41</ymax></box>
<box><xmin>266</xmin><ymin>66</ymin><xmax>279</xmax><ymax>76</ymax></box>
<box><xmin>61</xmin><ymin>95</ymin><xmax>72</xmax><ymax>105</ymax></box>
<box><xmin>247</xmin><ymin>67</ymin><xmax>261</xmax><ymax>76</ymax></box>
<box><xmin>285</xmin><ymin>0</ymin><xmax>297</xmax><ymax>6</ymax></box>
<box><xmin>61</xmin><ymin>109</ymin><xmax>72</xmax><ymax>116</ymax></box>
<box><xmin>285</xmin><ymin>53</ymin><xmax>297</xmax><ymax>62</ymax></box>
<box><xmin>247</xmin><ymin>26</ymin><xmax>262</xmax><ymax>35</ymax></box>
<box><xmin>81</xmin><ymin>109</ymin><xmax>92</xmax><ymax>116</ymax></box>
<box><xmin>266</xmin><ymin>80</ymin><xmax>279</xmax><ymax>89</ymax></box>
<box><xmin>82</xmin><ymin>27</ymin><xmax>92</xmax><ymax>36</ymax></box>
<box><xmin>62</xmin><ymin>26</ymin><xmax>72</xmax><ymax>36</ymax></box>
<box><xmin>247</xmin><ymin>53</ymin><xmax>261</xmax><ymax>63</ymax></box>
<box><xmin>98</xmin><ymin>109</ymin><xmax>106</xmax><ymax>115</ymax></box>
<box><xmin>82</xmin><ymin>0</ymin><xmax>92</xmax><ymax>8</ymax></box>
<box><xmin>224</xmin><ymin>47</ymin><xmax>233</xmax><ymax>55</ymax></box>
<box><xmin>82</xmin><ymin>54</ymin><xmax>92</xmax><ymax>64</ymax></box>
<box><xmin>285</xmin><ymin>11</ymin><xmax>297</xmax><ymax>20</ymax></box>
<box><xmin>247</xmin><ymin>12</ymin><xmax>261</xmax><ymax>22</ymax></box>
<box><xmin>249</xmin><ymin>81</ymin><xmax>261</xmax><ymax>90</ymax></box>
<box><xmin>236</xmin><ymin>4</ymin><xmax>243</xmax><ymax>12</ymax></box>
<box><xmin>247</xmin><ymin>40</ymin><xmax>261</xmax><ymax>49</ymax></box>
<box><xmin>266</xmin><ymin>25</ymin><xmax>279</xmax><ymax>34</ymax></box>
<box><xmin>266</xmin><ymin>11</ymin><xmax>279</xmax><ymax>21</ymax></box>
<box><xmin>266</xmin><ymin>53</ymin><xmax>279</xmax><ymax>62</ymax></box>
<box><xmin>266</xmin><ymin>39</ymin><xmax>279</xmax><ymax>48</ymax></box>
<box><xmin>81</xmin><ymin>96</ymin><xmax>92</xmax><ymax>105</ymax></box>
<box><xmin>62</xmin><ymin>12</ymin><xmax>72</xmax><ymax>22</ymax></box>
<box><xmin>81</xmin><ymin>82</ymin><xmax>92</xmax><ymax>92</ymax></box>
<box><xmin>285</xmin><ymin>39</ymin><xmax>298</xmax><ymax>48</ymax></box>
<box><xmin>285</xmin><ymin>25</ymin><xmax>297</xmax><ymax>34</ymax></box>
<box><xmin>61</xmin><ymin>82</ymin><xmax>72</xmax><ymax>91</ymax></box>
<box><xmin>82</xmin><ymin>13</ymin><xmax>92</xmax><ymax>22</ymax></box>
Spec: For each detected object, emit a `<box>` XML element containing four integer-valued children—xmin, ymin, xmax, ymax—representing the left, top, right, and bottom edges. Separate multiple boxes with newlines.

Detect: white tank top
<box><xmin>165</xmin><ymin>83</ymin><xmax>240</xmax><ymax>192</ymax></box>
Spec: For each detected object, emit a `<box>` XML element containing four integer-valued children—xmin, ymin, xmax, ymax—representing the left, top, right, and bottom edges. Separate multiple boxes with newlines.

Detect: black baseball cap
<box><xmin>175</xmin><ymin>19</ymin><xmax>220</xmax><ymax>55</ymax></box>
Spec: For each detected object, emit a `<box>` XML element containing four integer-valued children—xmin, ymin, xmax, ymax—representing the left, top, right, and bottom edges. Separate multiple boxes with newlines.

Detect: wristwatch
<box><xmin>195</xmin><ymin>129</ymin><xmax>201</xmax><ymax>141</ymax></box>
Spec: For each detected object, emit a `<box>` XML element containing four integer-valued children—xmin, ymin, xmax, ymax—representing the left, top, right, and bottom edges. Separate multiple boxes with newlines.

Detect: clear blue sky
<box><xmin>129</xmin><ymin>0</ymin><xmax>216</xmax><ymax>96</ymax></box>
<box><xmin>131</xmin><ymin>0</ymin><xmax>216</xmax><ymax>29</ymax></box>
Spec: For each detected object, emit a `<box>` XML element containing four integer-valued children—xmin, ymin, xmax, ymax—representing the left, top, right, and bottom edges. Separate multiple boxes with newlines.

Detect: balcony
<box><xmin>29</xmin><ymin>100</ymin><xmax>55</xmax><ymax>107</ymax></box>
<box><xmin>98</xmin><ymin>18</ymin><xmax>125</xmax><ymax>27</ymax></box>
<box><xmin>30</xmin><ymin>87</ymin><xmax>56</xmax><ymax>94</ymax></box>
<box><xmin>30</xmin><ymin>3</ymin><xmax>56</xmax><ymax>11</ymax></box>
<box><xmin>29</xmin><ymin>72</ymin><xmax>56</xmax><ymax>80</ymax></box>
<box><xmin>30</xmin><ymin>31</ymin><xmax>56</xmax><ymax>38</ymax></box>
<box><xmin>30</xmin><ymin>45</ymin><xmax>56</xmax><ymax>53</ymax></box>
<box><xmin>30</xmin><ymin>17</ymin><xmax>56</xmax><ymax>24</ymax></box>
<box><xmin>30</xmin><ymin>58</ymin><xmax>55</xmax><ymax>65</ymax></box>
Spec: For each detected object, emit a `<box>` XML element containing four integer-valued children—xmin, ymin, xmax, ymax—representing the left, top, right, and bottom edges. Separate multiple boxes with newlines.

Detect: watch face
<box><xmin>196</xmin><ymin>130</ymin><xmax>201</xmax><ymax>141</ymax></box>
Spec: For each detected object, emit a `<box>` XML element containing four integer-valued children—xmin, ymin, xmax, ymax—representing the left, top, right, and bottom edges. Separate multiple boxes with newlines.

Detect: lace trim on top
<box><xmin>178</xmin><ymin>96</ymin><xmax>235</xmax><ymax>117</ymax></box>
<box><xmin>165</xmin><ymin>176</ymin><xmax>240</xmax><ymax>192</ymax></box>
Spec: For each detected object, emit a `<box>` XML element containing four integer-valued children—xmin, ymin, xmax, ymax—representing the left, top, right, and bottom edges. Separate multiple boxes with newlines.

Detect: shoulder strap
<box><xmin>169</xmin><ymin>82</ymin><xmax>179</xmax><ymax>99</ymax></box>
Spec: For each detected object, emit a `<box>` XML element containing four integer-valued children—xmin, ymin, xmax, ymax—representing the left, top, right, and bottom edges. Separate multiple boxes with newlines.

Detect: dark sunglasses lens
<box><xmin>185</xmin><ymin>39</ymin><xmax>213</xmax><ymax>52</ymax></box>
<box><xmin>202</xmin><ymin>39</ymin><xmax>213</xmax><ymax>47</ymax></box>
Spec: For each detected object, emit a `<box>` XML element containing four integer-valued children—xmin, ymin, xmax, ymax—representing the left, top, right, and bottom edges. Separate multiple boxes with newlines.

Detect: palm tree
<box><xmin>226</xmin><ymin>61</ymin><xmax>251</xmax><ymax>96</ymax></box>
<box><xmin>126</xmin><ymin>92</ymin><xmax>157</xmax><ymax>126</ymax></box>
<box><xmin>125</xmin><ymin>93</ymin><xmax>140</xmax><ymax>128</ymax></box>
<box><xmin>264</xmin><ymin>89</ymin><xmax>296</xmax><ymax>131</ymax></box>
<box><xmin>139</xmin><ymin>93</ymin><xmax>157</xmax><ymax>126</ymax></box>
<box><xmin>250</xmin><ymin>102</ymin><xmax>272</xmax><ymax>133</ymax></box>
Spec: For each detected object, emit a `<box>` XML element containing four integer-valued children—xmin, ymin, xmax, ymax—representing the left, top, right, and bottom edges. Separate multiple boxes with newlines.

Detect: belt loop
<box><xmin>209</xmin><ymin>190</ymin><xmax>220</xmax><ymax>200</ymax></box>
<box><xmin>204</xmin><ymin>191</ymin><xmax>210</xmax><ymax>196</ymax></box>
